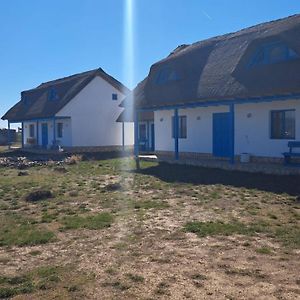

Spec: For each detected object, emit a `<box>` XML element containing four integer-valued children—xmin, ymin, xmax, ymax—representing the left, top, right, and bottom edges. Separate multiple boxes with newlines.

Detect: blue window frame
<box><xmin>48</xmin><ymin>88</ymin><xmax>58</xmax><ymax>101</ymax></box>
<box><xmin>112</xmin><ymin>93</ymin><xmax>118</xmax><ymax>100</ymax></box>
<box><xmin>249</xmin><ymin>42</ymin><xmax>299</xmax><ymax>67</ymax></box>
<box><xmin>156</xmin><ymin>68</ymin><xmax>180</xmax><ymax>85</ymax></box>
<box><xmin>29</xmin><ymin>124</ymin><xmax>35</xmax><ymax>138</ymax></box>
<box><xmin>270</xmin><ymin>109</ymin><xmax>295</xmax><ymax>139</ymax></box>
<box><xmin>57</xmin><ymin>123</ymin><xmax>63</xmax><ymax>138</ymax></box>
<box><xmin>172</xmin><ymin>115</ymin><xmax>187</xmax><ymax>139</ymax></box>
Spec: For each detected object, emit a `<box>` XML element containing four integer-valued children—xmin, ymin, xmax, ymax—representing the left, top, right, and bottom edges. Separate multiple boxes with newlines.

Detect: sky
<box><xmin>0</xmin><ymin>0</ymin><xmax>300</xmax><ymax>129</ymax></box>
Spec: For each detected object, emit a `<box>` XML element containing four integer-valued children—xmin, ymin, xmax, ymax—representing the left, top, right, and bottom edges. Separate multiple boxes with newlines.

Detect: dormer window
<box><xmin>249</xmin><ymin>42</ymin><xmax>299</xmax><ymax>67</ymax></box>
<box><xmin>48</xmin><ymin>88</ymin><xmax>58</xmax><ymax>101</ymax></box>
<box><xmin>156</xmin><ymin>68</ymin><xmax>180</xmax><ymax>85</ymax></box>
<box><xmin>112</xmin><ymin>93</ymin><xmax>118</xmax><ymax>100</ymax></box>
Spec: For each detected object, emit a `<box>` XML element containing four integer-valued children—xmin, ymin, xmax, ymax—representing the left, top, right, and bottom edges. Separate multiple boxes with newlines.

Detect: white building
<box><xmin>2</xmin><ymin>68</ymin><xmax>134</xmax><ymax>150</ymax></box>
<box><xmin>125</xmin><ymin>14</ymin><xmax>300</xmax><ymax>164</ymax></box>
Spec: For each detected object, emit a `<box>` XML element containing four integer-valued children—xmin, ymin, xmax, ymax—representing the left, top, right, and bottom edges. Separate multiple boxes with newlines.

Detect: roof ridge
<box><xmin>34</xmin><ymin>68</ymin><xmax>100</xmax><ymax>90</ymax></box>
<box><xmin>168</xmin><ymin>13</ymin><xmax>300</xmax><ymax>59</ymax></box>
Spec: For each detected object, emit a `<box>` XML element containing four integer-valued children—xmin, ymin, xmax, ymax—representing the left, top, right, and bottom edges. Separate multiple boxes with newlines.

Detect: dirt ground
<box><xmin>0</xmin><ymin>153</ymin><xmax>299</xmax><ymax>299</ymax></box>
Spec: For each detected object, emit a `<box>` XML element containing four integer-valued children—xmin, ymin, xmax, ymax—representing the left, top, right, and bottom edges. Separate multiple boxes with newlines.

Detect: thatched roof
<box><xmin>126</xmin><ymin>14</ymin><xmax>300</xmax><ymax>111</ymax></box>
<box><xmin>2</xmin><ymin>68</ymin><xmax>129</xmax><ymax>122</ymax></box>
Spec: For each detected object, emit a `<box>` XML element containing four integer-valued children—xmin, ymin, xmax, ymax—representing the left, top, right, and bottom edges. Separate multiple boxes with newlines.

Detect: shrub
<box><xmin>24</xmin><ymin>190</ymin><xmax>53</xmax><ymax>202</ymax></box>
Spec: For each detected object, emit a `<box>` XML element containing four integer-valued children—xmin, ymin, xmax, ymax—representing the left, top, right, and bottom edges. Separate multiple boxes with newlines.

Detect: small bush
<box><xmin>256</xmin><ymin>247</ymin><xmax>272</xmax><ymax>255</ymax></box>
<box><xmin>24</xmin><ymin>190</ymin><xmax>53</xmax><ymax>202</ymax></box>
<box><xmin>18</xmin><ymin>171</ymin><xmax>28</xmax><ymax>176</ymax></box>
<box><xmin>125</xmin><ymin>273</ymin><xmax>144</xmax><ymax>283</ymax></box>
<box><xmin>104</xmin><ymin>183</ymin><xmax>122</xmax><ymax>192</ymax></box>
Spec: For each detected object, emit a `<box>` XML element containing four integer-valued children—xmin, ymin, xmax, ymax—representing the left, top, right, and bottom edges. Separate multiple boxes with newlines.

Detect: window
<box><xmin>57</xmin><ymin>123</ymin><xmax>63</xmax><ymax>138</ymax></box>
<box><xmin>112</xmin><ymin>93</ymin><xmax>118</xmax><ymax>100</ymax></box>
<box><xmin>156</xmin><ymin>68</ymin><xmax>180</xmax><ymax>85</ymax></box>
<box><xmin>172</xmin><ymin>116</ymin><xmax>187</xmax><ymax>139</ymax></box>
<box><xmin>249</xmin><ymin>42</ymin><xmax>299</xmax><ymax>67</ymax></box>
<box><xmin>48</xmin><ymin>88</ymin><xmax>58</xmax><ymax>101</ymax></box>
<box><xmin>29</xmin><ymin>124</ymin><xmax>35</xmax><ymax>138</ymax></box>
<box><xmin>270</xmin><ymin>110</ymin><xmax>295</xmax><ymax>139</ymax></box>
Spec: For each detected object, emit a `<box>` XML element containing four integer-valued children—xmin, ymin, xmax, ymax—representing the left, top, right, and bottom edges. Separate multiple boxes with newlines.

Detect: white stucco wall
<box><xmin>235</xmin><ymin>99</ymin><xmax>300</xmax><ymax>157</ymax></box>
<box><xmin>23</xmin><ymin>118</ymin><xmax>72</xmax><ymax>147</ymax></box>
<box><xmin>154</xmin><ymin>99</ymin><xmax>300</xmax><ymax>158</ymax></box>
<box><xmin>56</xmin><ymin>76</ymin><xmax>134</xmax><ymax>147</ymax></box>
<box><xmin>154</xmin><ymin>106</ymin><xmax>229</xmax><ymax>153</ymax></box>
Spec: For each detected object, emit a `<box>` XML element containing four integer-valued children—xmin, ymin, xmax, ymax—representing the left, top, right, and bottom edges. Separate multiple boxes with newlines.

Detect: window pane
<box><xmin>57</xmin><ymin>123</ymin><xmax>63</xmax><ymax>138</ymax></box>
<box><xmin>284</xmin><ymin>110</ymin><xmax>295</xmax><ymax>139</ymax></box>
<box><xmin>288</xmin><ymin>48</ymin><xmax>299</xmax><ymax>59</ymax></box>
<box><xmin>180</xmin><ymin>116</ymin><xmax>187</xmax><ymax>139</ymax></box>
<box><xmin>29</xmin><ymin>124</ymin><xmax>35</xmax><ymax>138</ymax></box>
<box><xmin>271</xmin><ymin>111</ymin><xmax>283</xmax><ymax>139</ymax></box>
<box><xmin>271</xmin><ymin>110</ymin><xmax>295</xmax><ymax>139</ymax></box>
<box><xmin>172</xmin><ymin>116</ymin><xmax>175</xmax><ymax>138</ymax></box>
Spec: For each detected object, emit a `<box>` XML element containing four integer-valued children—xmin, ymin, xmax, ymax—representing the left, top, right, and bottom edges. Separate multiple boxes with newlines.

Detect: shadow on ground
<box><xmin>136</xmin><ymin>162</ymin><xmax>300</xmax><ymax>196</ymax></box>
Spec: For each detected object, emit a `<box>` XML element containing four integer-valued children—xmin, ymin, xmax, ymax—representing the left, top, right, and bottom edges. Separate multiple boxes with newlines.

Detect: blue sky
<box><xmin>1</xmin><ymin>0</ymin><xmax>300</xmax><ymax>128</ymax></box>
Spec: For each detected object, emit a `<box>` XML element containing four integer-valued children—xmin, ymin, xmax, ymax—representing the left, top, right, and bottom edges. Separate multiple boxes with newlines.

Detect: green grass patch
<box><xmin>274</xmin><ymin>226</ymin><xmax>300</xmax><ymax>248</ymax></box>
<box><xmin>184</xmin><ymin>220</ymin><xmax>300</xmax><ymax>249</ymax></box>
<box><xmin>0</xmin><ymin>214</ymin><xmax>55</xmax><ymax>247</ymax></box>
<box><xmin>256</xmin><ymin>247</ymin><xmax>272</xmax><ymax>255</ymax></box>
<box><xmin>0</xmin><ymin>265</ymin><xmax>93</xmax><ymax>298</ymax></box>
<box><xmin>183</xmin><ymin>221</ymin><xmax>264</xmax><ymax>237</ymax></box>
<box><xmin>61</xmin><ymin>212</ymin><xmax>114</xmax><ymax>230</ymax></box>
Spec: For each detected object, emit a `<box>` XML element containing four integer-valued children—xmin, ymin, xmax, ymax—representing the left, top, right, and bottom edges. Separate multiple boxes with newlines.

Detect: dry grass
<box><xmin>0</xmin><ymin>156</ymin><xmax>299</xmax><ymax>299</ymax></box>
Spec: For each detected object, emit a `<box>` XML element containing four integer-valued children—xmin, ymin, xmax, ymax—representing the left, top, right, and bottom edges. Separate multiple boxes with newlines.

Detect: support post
<box><xmin>229</xmin><ymin>104</ymin><xmax>235</xmax><ymax>164</ymax></box>
<box><xmin>122</xmin><ymin>122</ymin><xmax>125</xmax><ymax>151</ymax></box>
<box><xmin>146</xmin><ymin>120</ymin><xmax>150</xmax><ymax>151</ymax></box>
<box><xmin>7</xmin><ymin>121</ymin><xmax>11</xmax><ymax>149</ymax></box>
<box><xmin>134</xmin><ymin>110</ymin><xmax>140</xmax><ymax>169</ymax></box>
<box><xmin>174</xmin><ymin>108</ymin><xmax>179</xmax><ymax>160</ymax></box>
<box><xmin>36</xmin><ymin>121</ymin><xmax>39</xmax><ymax>147</ymax></box>
<box><xmin>21</xmin><ymin>122</ymin><xmax>24</xmax><ymax>148</ymax></box>
<box><xmin>53</xmin><ymin>118</ymin><xmax>56</xmax><ymax>147</ymax></box>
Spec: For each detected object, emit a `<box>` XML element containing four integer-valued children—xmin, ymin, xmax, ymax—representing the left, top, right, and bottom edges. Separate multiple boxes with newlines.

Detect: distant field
<box><xmin>0</xmin><ymin>156</ymin><xmax>299</xmax><ymax>299</ymax></box>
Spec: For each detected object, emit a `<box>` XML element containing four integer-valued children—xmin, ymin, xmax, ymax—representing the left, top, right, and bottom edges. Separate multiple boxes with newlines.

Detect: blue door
<box><xmin>41</xmin><ymin>123</ymin><xmax>48</xmax><ymax>148</ymax></box>
<box><xmin>213</xmin><ymin>113</ymin><xmax>230</xmax><ymax>157</ymax></box>
<box><xmin>150</xmin><ymin>123</ymin><xmax>155</xmax><ymax>151</ymax></box>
